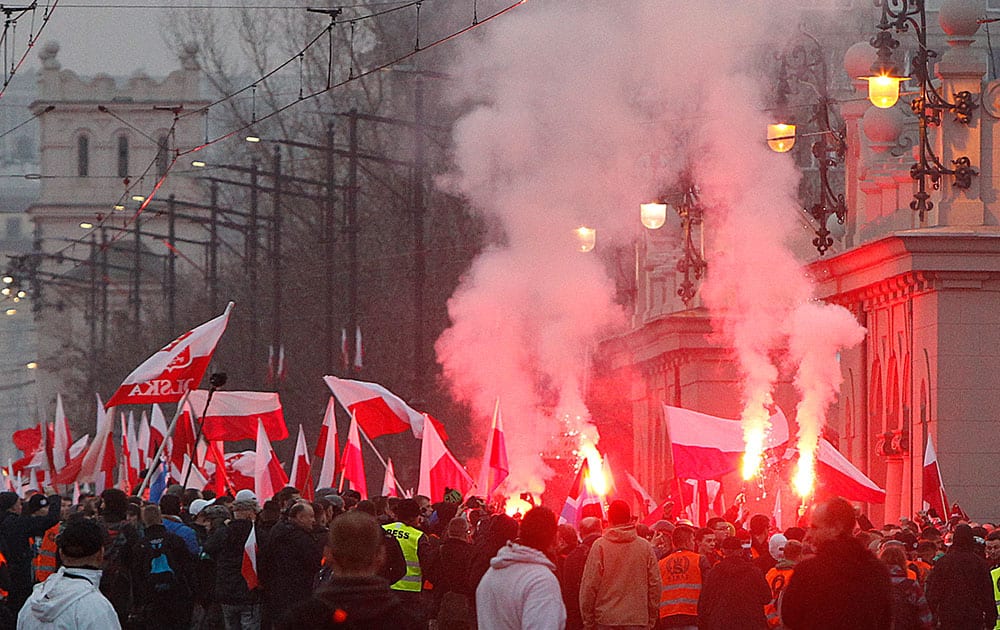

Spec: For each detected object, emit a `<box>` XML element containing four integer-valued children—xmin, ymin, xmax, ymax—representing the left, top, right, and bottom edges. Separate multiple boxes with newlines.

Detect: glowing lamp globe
<box><xmin>767</xmin><ymin>123</ymin><xmax>796</xmax><ymax>153</ymax></box>
<box><xmin>640</xmin><ymin>202</ymin><xmax>667</xmax><ymax>230</ymax></box>
<box><xmin>864</xmin><ymin>73</ymin><xmax>907</xmax><ymax>109</ymax></box>
<box><xmin>574</xmin><ymin>226</ymin><xmax>597</xmax><ymax>252</ymax></box>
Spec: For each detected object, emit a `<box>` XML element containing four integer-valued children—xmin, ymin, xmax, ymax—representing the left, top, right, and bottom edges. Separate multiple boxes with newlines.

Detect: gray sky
<box><xmin>26</xmin><ymin>2</ymin><xmax>178</xmax><ymax>77</ymax></box>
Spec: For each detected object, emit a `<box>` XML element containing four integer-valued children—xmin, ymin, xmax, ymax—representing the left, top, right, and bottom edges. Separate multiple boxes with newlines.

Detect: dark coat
<box><xmin>425</xmin><ymin>537</ymin><xmax>474</xmax><ymax>621</ymax></box>
<box><xmin>278</xmin><ymin>575</ymin><xmax>423</xmax><ymax>630</ymax></box>
<box><xmin>781</xmin><ymin>536</ymin><xmax>892</xmax><ymax>630</ymax></box>
<box><xmin>258</xmin><ymin>519</ymin><xmax>324</xmax><ymax>625</ymax></box>
<box><xmin>925</xmin><ymin>545</ymin><xmax>997</xmax><ymax>630</ymax></box>
<box><xmin>698</xmin><ymin>552</ymin><xmax>771</xmax><ymax>630</ymax></box>
<box><xmin>560</xmin><ymin>532</ymin><xmax>600</xmax><ymax>630</ymax></box>
<box><xmin>0</xmin><ymin>496</ymin><xmax>61</xmax><ymax>611</ymax></box>
<box><xmin>380</xmin><ymin>530</ymin><xmax>407</xmax><ymax>586</ymax></box>
<box><xmin>203</xmin><ymin>518</ymin><xmax>257</xmax><ymax>605</ymax></box>
<box><xmin>132</xmin><ymin>523</ymin><xmax>196</xmax><ymax>630</ymax></box>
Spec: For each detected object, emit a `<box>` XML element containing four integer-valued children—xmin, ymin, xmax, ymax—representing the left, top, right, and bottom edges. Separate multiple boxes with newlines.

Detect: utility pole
<box><xmin>100</xmin><ymin>226</ymin><xmax>108</xmax><ymax>351</ymax></box>
<box><xmin>167</xmin><ymin>194</ymin><xmax>177</xmax><ymax>336</ymax></box>
<box><xmin>88</xmin><ymin>233</ymin><xmax>98</xmax><ymax>393</ymax></box>
<box><xmin>209</xmin><ymin>181</ymin><xmax>219</xmax><ymax>314</ymax></box>
<box><xmin>324</xmin><ymin>122</ymin><xmax>337</xmax><ymax>373</ymax></box>
<box><xmin>133</xmin><ymin>217</ymin><xmax>142</xmax><ymax>337</ymax></box>
<box><xmin>412</xmin><ymin>78</ymin><xmax>427</xmax><ymax>399</ymax></box>
<box><xmin>248</xmin><ymin>159</ymin><xmax>260</xmax><ymax>384</ymax></box>
<box><xmin>347</xmin><ymin>110</ymin><xmax>359</xmax><ymax>369</ymax></box>
<box><xmin>271</xmin><ymin>145</ymin><xmax>283</xmax><ymax>382</ymax></box>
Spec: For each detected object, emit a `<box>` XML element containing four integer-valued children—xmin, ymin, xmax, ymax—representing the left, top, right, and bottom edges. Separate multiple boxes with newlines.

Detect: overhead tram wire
<box><xmin>0</xmin><ymin>1</ymin><xmax>58</xmax><ymax>100</ymax></box>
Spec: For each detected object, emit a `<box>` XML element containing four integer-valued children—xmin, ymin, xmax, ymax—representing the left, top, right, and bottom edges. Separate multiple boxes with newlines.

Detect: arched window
<box><xmin>117</xmin><ymin>136</ymin><xmax>129</xmax><ymax>178</ymax></box>
<box><xmin>77</xmin><ymin>135</ymin><xmax>89</xmax><ymax>177</ymax></box>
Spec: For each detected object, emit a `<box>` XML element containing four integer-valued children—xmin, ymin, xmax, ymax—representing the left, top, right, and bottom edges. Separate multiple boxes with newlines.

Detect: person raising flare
<box><xmin>476</xmin><ymin>506</ymin><xmax>566</xmax><ymax>630</ymax></box>
<box><xmin>780</xmin><ymin>497</ymin><xmax>892</xmax><ymax>630</ymax></box>
<box><xmin>580</xmin><ymin>500</ymin><xmax>660</xmax><ymax>630</ymax></box>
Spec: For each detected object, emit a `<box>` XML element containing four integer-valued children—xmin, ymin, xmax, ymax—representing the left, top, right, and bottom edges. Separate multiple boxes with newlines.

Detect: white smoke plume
<box><xmin>436</xmin><ymin>0</ymin><xmax>862</xmax><ymax>496</ymax></box>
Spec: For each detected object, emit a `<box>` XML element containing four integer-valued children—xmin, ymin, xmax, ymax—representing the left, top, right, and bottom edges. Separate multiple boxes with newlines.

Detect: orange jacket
<box><xmin>658</xmin><ymin>549</ymin><xmax>703</xmax><ymax>619</ymax></box>
<box><xmin>33</xmin><ymin>523</ymin><xmax>60</xmax><ymax>583</ymax></box>
<box><xmin>765</xmin><ymin>563</ymin><xmax>795</xmax><ymax>628</ymax></box>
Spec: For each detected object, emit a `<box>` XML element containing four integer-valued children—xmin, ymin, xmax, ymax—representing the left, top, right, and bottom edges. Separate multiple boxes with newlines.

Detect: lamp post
<box><xmin>641</xmin><ymin>179</ymin><xmax>707</xmax><ymax>308</ymax></box>
<box><xmin>768</xmin><ymin>30</ymin><xmax>847</xmax><ymax>256</ymax></box>
<box><xmin>864</xmin><ymin>0</ymin><xmax>978</xmax><ymax>221</ymax></box>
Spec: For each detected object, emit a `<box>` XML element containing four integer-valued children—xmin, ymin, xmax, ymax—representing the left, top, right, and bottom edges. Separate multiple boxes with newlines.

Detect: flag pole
<box><xmin>135</xmin><ymin>390</ymin><xmax>192</xmax><ymax>497</ymax></box>
<box><xmin>182</xmin><ymin>372</ymin><xmax>227</xmax><ymax>488</ymax></box>
<box><xmin>355</xmin><ymin>423</ymin><xmax>406</xmax><ymax>496</ymax></box>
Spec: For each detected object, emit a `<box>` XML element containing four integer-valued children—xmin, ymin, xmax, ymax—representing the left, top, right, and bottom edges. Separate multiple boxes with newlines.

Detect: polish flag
<box><xmin>290</xmin><ymin>425</ymin><xmax>313</xmax><ymax>501</ymax></box>
<box><xmin>170</xmin><ymin>453</ymin><xmax>208</xmax><ymax>490</ymax></box>
<box><xmin>277</xmin><ymin>345</ymin><xmax>286</xmax><ymax>382</ymax></box>
<box><xmin>93</xmin><ymin>431</ymin><xmax>116</xmax><ymax>494</ymax></box>
<box><xmin>625</xmin><ymin>471</ymin><xmax>656</xmax><ymax>517</ymax></box>
<box><xmin>53</xmin><ymin>394</ymin><xmax>72</xmax><ymax>470</ymax></box>
<box><xmin>417</xmin><ymin>416</ymin><xmax>472</xmax><ymax>502</ymax></box>
<box><xmin>224</xmin><ymin>451</ymin><xmax>257</xmax><ymax>492</ymax></box>
<box><xmin>171</xmin><ymin>402</ymin><xmax>198</xmax><ymax>474</ymax></box>
<box><xmin>149</xmin><ymin>404</ymin><xmax>169</xmax><ymax>457</ymax></box>
<box><xmin>323</xmin><ymin>376</ymin><xmax>446</xmax><ymax>439</ymax></box>
<box><xmin>664</xmin><ymin>404</ymin><xmax>789</xmax><ymax>480</ymax></box>
<box><xmin>52</xmin><ymin>436</ymin><xmax>91</xmax><ymax>487</ymax></box>
<box><xmin>478</xmin><ymin>399</ymin><xmax>509</xmax><ymax>499</ymax></box>
<box><xmin>339</xmin><ymin>415</ymin><xmax>367</xmax><ymax>499</ymax></box>
<box><xmin>79</xmin><ymin>395</ymin><xmax>114</xmax><ymax>488</ymax></box>
<box><xmin>126</xmin><ymin>413</ymin><xmax>140</xmax><ymax>473</ymax></box>
<box><xmin>382</xmin><ymin>458</ymin><xmax>399</xmax><ymax>498</ymax></box>
<box><xmin>682</xmin><ymin>479</ymin><xmax>722</xmax><ymax>526</ymax></box>
<box><xmin>559</xmin><ymin>459</ymin><xmax>603</xmax><ymax>525</ymax></box>
<box><xmin>254</xmin><ymin>418</ymin><xmax>288</xmax><ymax>501</ymax></box>
<box><xmin>242</xmin><ymin>526</ymin><xmax>259</xmax><ymax>590</ymax></box>
<box><xmin>120</xmin><ymin>415</ymin><xmax>139</xmax><ymax>493</ymax></box>
<box><xmin>341</xmin><ymin>328</ymin><xmax>349</xmax><ymax>371</ymax></box>
<box><xmin>815</xmin><ymin>438</ymin><xmax>885</xmax><ymax>504</ymax></box>
<box><xmin>105</xmin><ymin>302</ymin><xmax>234</xmax><ymax>408</ymax></box>
<box><xmin>186</xmin><ymin>390</ymin><xmax>287</xmax><ymax>442</ymax></box>
<box><xmin>137</xmin><ymin>412</ymin><xmax>151</xmax><ymax>468</ymax></box>
<box><xmin>206</xmin><ymin>441</ymin><xmax>229</xmax><ymax>496</ymax></box>
<box><xmin>315</xmin><ymin>398</ymin><xmax>339</xmax><ymax>489</ymax></box>
<box><xmin>922</xmin><ymin>436</ymin><xmax>948</xmax><ymax>518</ymax></box>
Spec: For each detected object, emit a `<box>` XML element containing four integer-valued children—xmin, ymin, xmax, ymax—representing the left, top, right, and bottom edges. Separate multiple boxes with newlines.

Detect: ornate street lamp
<box><xmin>642</xmin><ymin>179</ymin><xmax>707</xmax><ymax>307</ymax></box>
<box><xmin>768</xmin><ymin>31</ymin><xmax>847</xmax><ymax>256</ymax></box>
<box><xmin>865</xmin><ymin>0</ymin><xmax>978</xmax><ymax>221</ymax></box>
<box><xmin>574</xmin><ymin>226</ymin><xmax>597</xmax><ymax>252</ymax></box>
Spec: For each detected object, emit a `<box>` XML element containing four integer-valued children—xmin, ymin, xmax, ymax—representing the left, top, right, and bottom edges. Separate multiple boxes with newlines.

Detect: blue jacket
<box><xmin>163</xmin><ymin>517</ymin><xmax>200</xmax><ymax>555</ymax></box>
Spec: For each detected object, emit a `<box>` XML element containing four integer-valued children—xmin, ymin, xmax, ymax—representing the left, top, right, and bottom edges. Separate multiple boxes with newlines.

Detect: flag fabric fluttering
<box><xmin>185</xmin><ymin>390</ymin><xmax>287</xmax><ymax>442</ymax></box>
<box><xmin>78</xmin><ymin>395</ymin><xmax>114</xmax><ymax>489</ymax></box>
<box><xmin>681</xmin><ymin>479</ymin><xmax>723</xmax><ymax>527</ymax></box>
<box><xmin>277</xmin><ymin>345</ymin><xmax>286</xmax><ymax>382</ymax></box>
<box><xmin>291</xmin><ymin>425</ymin><xmax>313</xmax><ymax>501</ymax></box>
<box><xmin>624</xmin><ymin>471</ymin><xmax>656</xmax><ymax>517</ymax></box>
<box><xmin>315</xmin><ymin>398</ymin><xmax>339</xmax><ymax>489</ymax></box>
<box><xmin>149</xmin><ymin>404</ymin><xmax>168</xmax><ymax>459</ymax></box>
<box><xmin>664</xmin><ymin>404</ymin><xmax>790</xmax><ymax>480</ymax></box>
<box><xmin>353</xmin><ymin>325</ymin><xmax>363</xmax><ymax>371</ymax></box>
<box><xmin>815</xmin><ymin>438</ymin><xmax>886</xmax><ymax>504</ymax></box>
<box><xmin>120</xmin><ymin>415</ymin><xmax>139</xmax><ymax>494</ymax></box>
<box><xmin>171</xmin><ymin>401</ymin><xmax>198</xmax><ymax>476</ymax></box>
<box><xmin>137</xmin><ymin>412</ymin><xmax>151</xmax><ymax>469</ymax></box>
<box><xmin>339</xmin><ymin>415</ymin><xmax>367</xmax><ymax>499</ymax></box>
<box><xmin>242</xmin><ymin>526</ymin><xmax>258</xmax><ymax>590</ymax></box>
<box><xmin>382</xmin><ymin>457</ymin><xmax>399</xmax><ymax>498</ymax></box>
<box><xmin>254</xmin><ymin>419</ymin><xmax>288</xmax><ymax>501</ymax></box>
<box><xmin>206</xmin><ymin>440</ymin><xmax>229</xmax><ymax>497</ymax></box>
<box><xmin>560</xmin><ymin>459</ymin><xmax>603</xmax><ymax>525</ymax></box>
<box><xmin>923</xmin><ymin>435</ymin><xmax>948</xmax><ymax>518</ymax></box>
<box><xmin>53</xmin><ymin>394</ymin><xmax>71</xmax><ymax>471</ymax></box>
<box><xmin>478</xmin><ymin>398</ymin><xmax>509</xmax><ymax>499</ymax></box>
<box><xmin>323</xmin><ymin>376</ymin><xmax>446</xmax><ymax>439</ymax></box>
<box><xmin>418</xmin><ymin>417</ymin><xmax>473</xmax><ymax>502</ymax></box>
<box><xmin>105</xmin><ymin>302</ymin><xmax>234</xmax><ymax>408</ymax></box>
<box><xmin>341</xmin><ymin>328</ymin><xmax>349</xmax><ymax>372</ymax></box>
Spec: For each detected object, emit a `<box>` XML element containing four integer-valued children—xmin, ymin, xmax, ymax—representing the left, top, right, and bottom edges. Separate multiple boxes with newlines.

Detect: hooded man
<box><xmin>580</xmin><ymin>500</ymin><xmax>660</xmax><ymax>629</ymax></box>
<box><xmin>925</xmin><ymin>523</ymin><xmax>997</xmax><ymax>630</ymax></box>
<box><xmin>17</xmin><ymin>517</ymin><xmax>121</xmax><ymax>629</ymax></box>
<box><xmin>476</xmin><ymin>506</ymin><xmax>566</xmax><ymax>630</ymax></box>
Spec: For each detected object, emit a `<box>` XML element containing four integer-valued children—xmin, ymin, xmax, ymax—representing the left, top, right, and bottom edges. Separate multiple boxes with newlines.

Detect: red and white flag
<box><xmin>170</xmin><ymin>453</ymin><xmax>208</xmax><ymax>490</ymax></box>
<box><xmin>382</xmin><ymin>457</ymin><xmax>399</xmax><ymax>498</ymax></box>
<box><xmin>137</xmin><ymin>412</ymin><xmax>151</xmax><ymax>468</ymax></box>
<box><xmin>478</xmin><ymin>398</ymin><xmax>509</xmax><ymax>498</ymax></box>
<box><xmin>815</xmin><ymin>438</ymin><xmax>885</xmax><ymax>504</ymax></box>
<box><xmin>254</xmin><ymin>418</ymin><xmax>288</xmax><ymax>501</ymax></box>
<box><xmin>417</xmin><ymin>415</ymin><xmax>472</xmax><ymax>502</ymax></box>
<box><xmin>277</xmin><ymin>345</ymin><xmax>286</xmax><ymax>382</ymax></box>
<box><xmin>120</xmin><ymin>414</ymin><xmax>139</xmax><ymax>493</ymax></box>
<box><xmin>149</xmin><ymin>404</ymin><xmax>168</xmax><ymax>458</ymax></box>
<box><xmin>52</xmin><ymin>435</ymin><xmax>90</xmax><ymax>487</ymax></box>
<box><xmin>242</xmin><ymin>526</ymin><xmax>258</xmax><ymax>590</ymax></box>
<box><xmin>171</xmin><ymin>401</ymin><xmax>198</xmax><ymax>475</ymax></box>
<box><xmin>290</xmin><ymin>425</ymin><xmax>313</xmax><ymax>501</ymax></box>
<box><xmin>324</xmin><ymin>376</ymin><xmax>446</xmax><ymax>439</ymax></box>
<box><xmin>105</xmin><ymin>302</ymin><xmax>234</xmax><ymax>408</ymax></box>
<box><xmin>353</xmin><ymin>326</ymin><xmax>364</xmax><ymax>371</ymax></box>
<box><xmin>682</xmin><ymin>479</ymin><xmax>723</xmax><ymax>527</ymax></box>
<box><xmin>625</xmin><ymin>471</ymin><xmax>656</xmax><ymax>517</ymax></box>
<box><xmin>206</xmin><ymin>440</ymin><xmax>229</xmax><ymax>497</ymax></box>
<box><xmin>923</xmin><ymin>435</ymin><xmax>948</xmax><ymax>518</ymax></box>
<box><xmin>339</xmin><ymin>414</ymin><xmax>367</xmax><ymax>499</ymax></box>
<box><xmin>53</xmin><ymin>394</ymin><xmax>71</xmax><ymax>471</ymax></box>
<box><xmin>665</xmin><ymin>404</ymin><xmax>789</xmax><ymax>480</ymax></box>
<box><xmin>126</xmin><ymin>413</ymin><xmax>140</xmax><ymax>473</ymax></box>
<box><xmin>79</xmin><ymin>395</ymin><xmax>115</xmax><ymax>490</ymax></box>
<box><xmin>315</xmin><ymin>398</ymin><xmax>339</xmax><ymax>489</ymax></box>
<box><xmin>341</xmin><ymin>328</ymin><xmax>349</xmax><ymax>371</ymax></box>
<box><xmin>559</xmin><ymin>459</ymin><xmax>603</xmax><ymax>525</ymax></box>
<box><xmin>186</xmin><ymin>390</ymin><xmax>287</xmax><ymax>442</ymax></box>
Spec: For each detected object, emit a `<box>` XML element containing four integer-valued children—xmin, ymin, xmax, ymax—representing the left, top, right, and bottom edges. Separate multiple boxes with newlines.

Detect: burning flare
<box><xmin>740</xmin><ymin>401</ymin><xmax>771</xmax><ymax>480</ymax></box>
<box><xmin>792</xmin><ymin>449</ymin><xmax>816</xmax><ymax>499</ymax></box>
<box><xmin>580</xmin><ymin>442</ymin><xmax>611</xmax><ymax>498</ymax></box>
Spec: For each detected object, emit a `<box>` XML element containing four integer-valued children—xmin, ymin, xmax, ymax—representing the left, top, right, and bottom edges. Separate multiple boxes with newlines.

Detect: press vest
<box><xmin>991</xmin><ymin>566</ymin><xmax>1000</xmax><ymax>630</ymax></box>
<box><xmin>658</xmin><ymin>549</ymin><xmax>703</xmax><ymax>619</ymax></box>
<box><xmin>383</xmin><ymin>522</ymin><xmax>423</xmax><ymax>592</ymax></box>
<box><xmin>764</xmin><ymin>564</ymin><xmax>795</xmax><ymax>628</ymax></box>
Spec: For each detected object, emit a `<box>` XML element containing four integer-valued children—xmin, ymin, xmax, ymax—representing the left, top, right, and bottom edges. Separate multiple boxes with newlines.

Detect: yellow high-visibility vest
<box><xmin>991</xmin><ymin>566</ymin><xmax>1000</xmax><ymax>630</ymax></box>
<box><xmin>383</xmin><ymin>522</ymin><xmax>424</xmax><ymax>592</ymax></box>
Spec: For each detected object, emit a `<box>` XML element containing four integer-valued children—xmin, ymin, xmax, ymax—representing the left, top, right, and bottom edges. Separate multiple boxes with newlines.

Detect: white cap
<box><xmin>189</xmin><ymin>499</ymin><xmax>210</xmax><ymax>517</ymax></box>
<box><xmin>235</xmin><ymin>489</ymin><xmax>257</xmax><ymax>503</ymax></box>
<box><xmin>769</xmin><ymin>533</ymin><xmax>788</xmax><ymax>561</ymax></box>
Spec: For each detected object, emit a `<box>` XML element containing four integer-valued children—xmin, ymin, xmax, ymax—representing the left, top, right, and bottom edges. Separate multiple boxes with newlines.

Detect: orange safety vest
<box><xmin>764</xmin><ymin>564</ymin><xmax>795</xmax><ymax>628</ymax></box>
<box><xmin>33</xmin><ymin>523</ymin><xmax>60</xmax><ymax>583</ymax></box>
<box><xmin>0</xmin><ymin>551</ymin><xmax>8</xmax><ymax>599</ymax></box>
<box><xmin>909</xmin><ymin>560</ymin><xmax>931</xmax><ymax>585</ymax></box>
<box><xmin>658</xmin><ymin>549</ymin><xmax>703</xmax><ymax>619</ymax></box>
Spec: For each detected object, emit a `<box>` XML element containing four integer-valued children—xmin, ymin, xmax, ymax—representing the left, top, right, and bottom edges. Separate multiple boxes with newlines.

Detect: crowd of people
<box><xmin>0</xmin><ymin>484</ymin><xmax>996</xmax><ymax>629</ymax></box>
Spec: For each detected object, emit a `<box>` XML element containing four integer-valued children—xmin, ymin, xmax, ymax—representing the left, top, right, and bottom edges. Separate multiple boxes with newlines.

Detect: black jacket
<box><xmin>258</xmin><ymin>519</ymin><xmax>323</xmax><ymax>621</ymax></box>
<box><xmin>698</xmin><ymin>552</ymin><xmax>771</xmax><ymax>630</ymax></box>
<box><xmin>203</xmin><ymin>518</ymin><xmax>257</xmax><ymax>605</ymax></box>
<box><xmin>0</xmin><ymin>495</ymin><xmax>62</xmax><ymax>610</ymax></box>
<box><xmin>781</xmin><ymin>536</ymin><xmax>892</xmax><ymax>630</ymax></box>
<box><xmin>279</xmin><ymin>575</ymin><xmax>423</xmax><ymax>630</ymax></box>
<box><xmin>925</xmin><ymin>545</ymin><xmax>997</xmax><ymax>630</ymax></box>
<box><xmin>560</xmin><ymin>532</ymin><xmax>600</xmax><ymax>630</ymax></box>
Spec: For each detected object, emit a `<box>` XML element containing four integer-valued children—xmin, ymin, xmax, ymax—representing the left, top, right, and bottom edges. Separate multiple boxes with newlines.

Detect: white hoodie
<box><xmin>476</xmin><ymin>542</ymin><xmax>566</xmax><ymax>630</ymax></box>
<box><xmin>16</xmin><ymin>566</ymin><xmax>122</xmax><ymax>630</ymax></box>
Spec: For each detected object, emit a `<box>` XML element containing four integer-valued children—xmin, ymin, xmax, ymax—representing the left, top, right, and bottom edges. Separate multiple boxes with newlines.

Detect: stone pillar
<box><xmin>935</xmin><ymin>0</ymin><xmax>987</xmax><ymax>225</ymax></box>
<box><xmin>843</xmin><ymin>42</ymin><xmax>877</xmax><ymax>248</ymax></box>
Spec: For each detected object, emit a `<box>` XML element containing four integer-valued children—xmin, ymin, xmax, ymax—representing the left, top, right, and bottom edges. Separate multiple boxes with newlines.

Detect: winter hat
<box><xmin>189</xmin><ymin>499</ymin><xmax>210</xmax><ymax>517</ymax></box>
<box><xmin>0</xmin><ymin>492</ymin><xmax>18</xmax><ymax>512</ymax></box>
<box><xmin>201</xmin><ymin>505</ymin><xmax>230</xmax><ymax>521</ymax></box>
<box><xmin>952</xmin><ymin>523</ymin><xmax>976</xmax><ymax>550</ymax></box>
<box><xmin>235</xmin><ymin>489</ymin><xmax>257</xmax><ymax>503</ymax></box>
<box><xmin>768</xmin><ymin>533</ymin><xmax>788</xmax><ymax>561</ymax></box>
<box><xmin>232</xmin><ymin>499</ymin><xmax>260</xmax><ymax>514</ymax></box>
<box><xmin>57</xmin><ymin>518</ymin><xmax>104</xmax><ymax>559</ymax></box>
<box><xmin>25</xmin><ymin>494</ymin><xmax>49</xmax><ymax>515</ymax></box>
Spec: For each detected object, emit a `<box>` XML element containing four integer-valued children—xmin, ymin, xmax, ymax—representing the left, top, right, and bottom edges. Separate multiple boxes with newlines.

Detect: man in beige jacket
<box><xmin>580</xmin><ymin>500</ymin><xmax>661</xmax><ymax>630</ymax></box>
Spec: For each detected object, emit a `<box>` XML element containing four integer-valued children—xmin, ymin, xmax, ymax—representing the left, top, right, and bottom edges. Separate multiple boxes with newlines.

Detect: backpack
<box><xmin>100</xmin><ymin>523</ymin><xmax>134</xmax><ymax>621</ymax></box>
<box><xmin>889</xmin><ymin>577</ymin><xmax>921</xmax><ymax>630</ymax></box>
<box><xmin>140</xmin><ymin>535</ymin><xmax>181</xmax><ymax>596</ymax></box>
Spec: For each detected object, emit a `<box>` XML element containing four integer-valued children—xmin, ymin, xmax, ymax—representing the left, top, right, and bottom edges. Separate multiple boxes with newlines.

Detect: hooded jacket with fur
<box><xmin>476</xmin><ymin>542</ymin><xmax>567</xmax><ymax>630</ymax></box>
